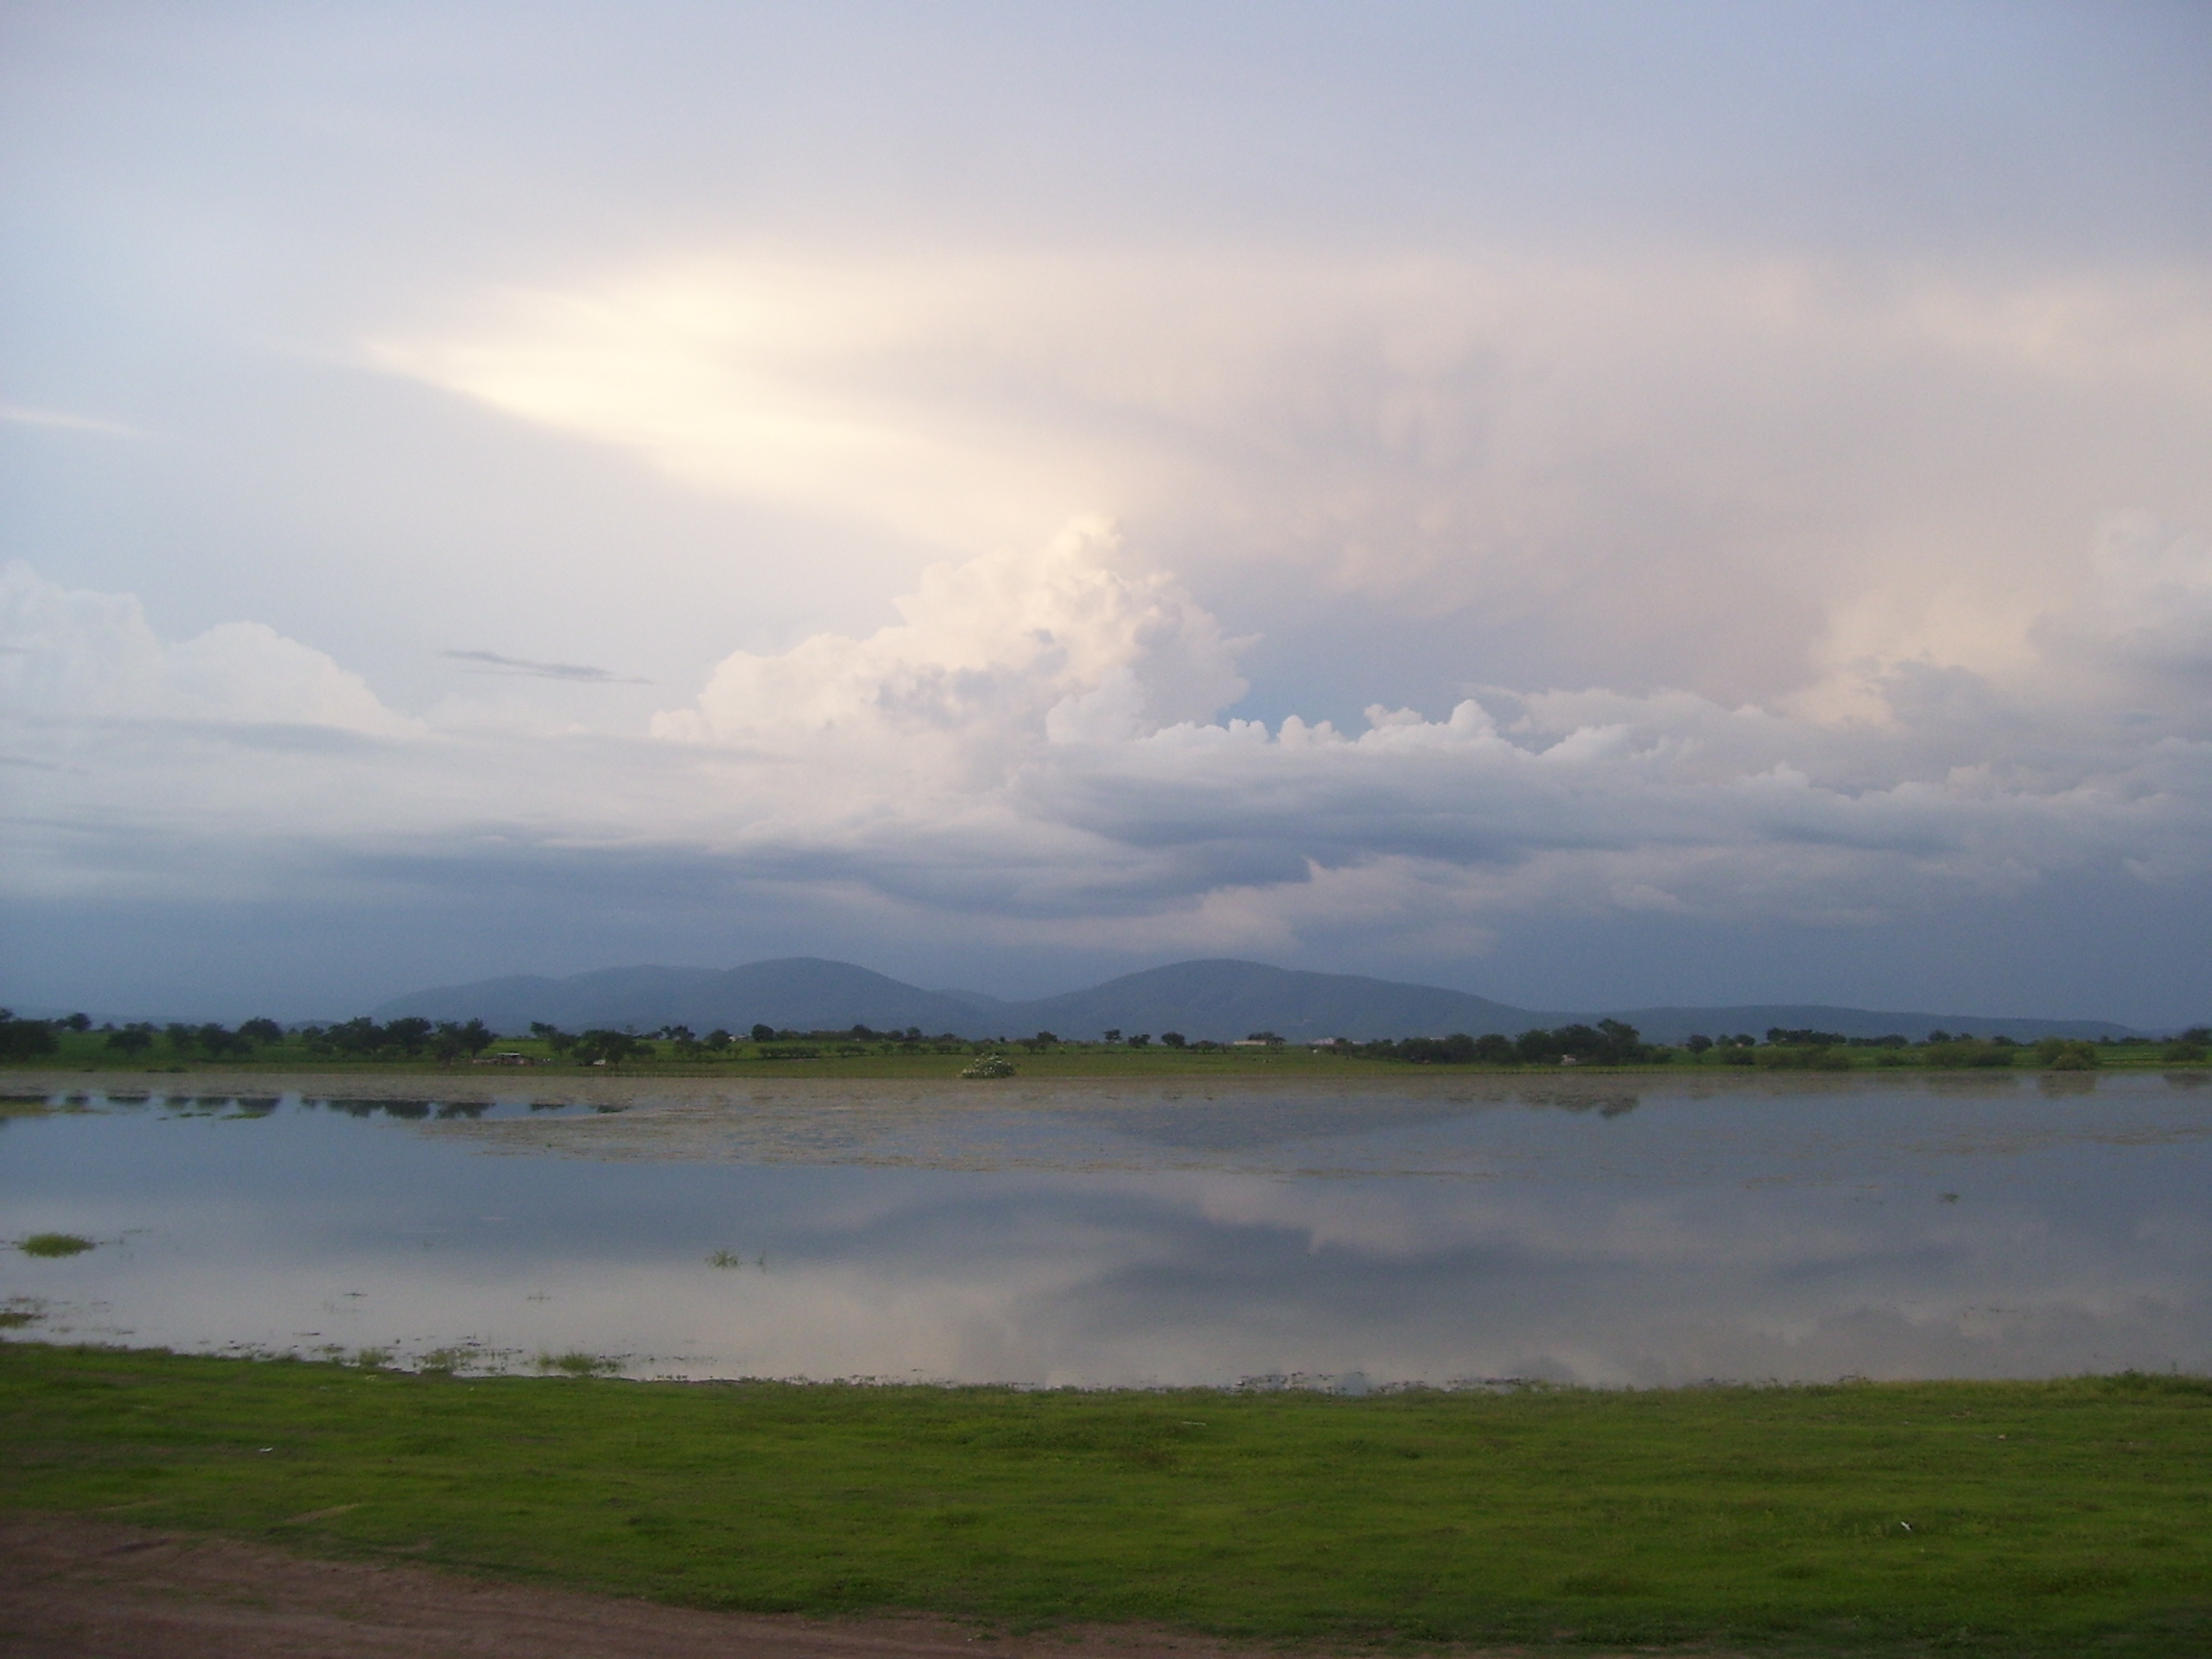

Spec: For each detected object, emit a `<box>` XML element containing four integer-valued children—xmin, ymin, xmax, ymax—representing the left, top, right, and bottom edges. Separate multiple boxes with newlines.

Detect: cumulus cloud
<box><xmin>6</xmin><ymin>518</ymin><xmax>2210</xmax><ymax>998</ymax></box>
<box><xmin>2075</xmin><ymin>514</ymin><xmax>2212</xmax><ymax>683</ymax></box>
<box><xmin>0</xmin><ymin>563</ymin><xmax>411</xmax><ymax>735</ymax></box>
<box><xmin>653</xmin><ymin>519</ymin><xmax>1247</xmax><ymax>776</ymax></box>
<box><xmin>373</xmin><ymin>250</ymin><xmax>2212</xmax><ymax>706</ymax></box>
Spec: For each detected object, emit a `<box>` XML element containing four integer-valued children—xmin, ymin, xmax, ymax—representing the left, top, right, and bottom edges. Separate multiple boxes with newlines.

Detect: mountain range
<box><xmin>372</xmin><ymin>957</ymin><xmax>2143</xmax><ymax>1045</ymax></box>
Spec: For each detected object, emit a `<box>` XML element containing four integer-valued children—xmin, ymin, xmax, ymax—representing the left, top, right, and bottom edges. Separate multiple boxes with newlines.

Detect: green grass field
<box><xmin>3</xmin><ymin>1343</ymin><xmax>2206</xmax><ymax>1654</ymax></box>
<box><xmin>1</xmin><ymin>1030</ymin><xmax>1374</xmax><ymax>1080</ymax></box>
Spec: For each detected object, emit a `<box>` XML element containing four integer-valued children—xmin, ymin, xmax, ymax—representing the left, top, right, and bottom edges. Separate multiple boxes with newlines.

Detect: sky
<box><xmin>3</xmin><ymin>0</ymin><xmax>2210</xmax><ymax>1025</ymax></box>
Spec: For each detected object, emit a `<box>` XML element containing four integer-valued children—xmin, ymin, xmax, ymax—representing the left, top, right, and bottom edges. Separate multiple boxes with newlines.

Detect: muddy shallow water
<box><xmin>4</xmin><ymin>1069</ymin><xmax>2208</xmax><ymax>1386</ymax></box>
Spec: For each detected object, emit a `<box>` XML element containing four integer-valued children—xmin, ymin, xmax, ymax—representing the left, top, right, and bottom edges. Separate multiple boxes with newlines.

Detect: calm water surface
<box><xmin>3</xmin><ymin>1070</ymin><xmax>2208</xmax><ymax>1387</ymax></box>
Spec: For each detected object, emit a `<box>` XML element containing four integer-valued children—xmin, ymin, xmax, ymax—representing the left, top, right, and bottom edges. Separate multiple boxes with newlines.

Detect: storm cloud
<box><xmin>2</xmin><ymin>3</ymin><xmax>2208</xmax><ymax>1021</ymax></box>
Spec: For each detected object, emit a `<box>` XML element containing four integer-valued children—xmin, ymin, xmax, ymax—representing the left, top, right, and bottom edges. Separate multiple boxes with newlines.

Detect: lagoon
<box><xmin>3</xmin><ymin>1070</ymin><xmax>2208</xmax><ymax>1387</ymax></box>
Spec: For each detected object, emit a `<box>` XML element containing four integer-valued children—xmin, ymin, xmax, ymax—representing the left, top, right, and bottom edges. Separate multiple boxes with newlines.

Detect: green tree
<box><xmin>432</xmin><ymin>1019</ymin><xmax>494</xmax><ymax>1061</ymax></box>
<box><xmin>0</xmin><ymin>1010</ymin><xmax>59</xmax><ymax>1061</ymax></box>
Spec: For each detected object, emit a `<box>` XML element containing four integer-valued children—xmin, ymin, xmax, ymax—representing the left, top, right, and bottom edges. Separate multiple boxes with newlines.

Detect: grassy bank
<box><xmin>3</xmin><ymin>1344</ymin><xmax>2206</xmax><ymax>1654</ymax></box>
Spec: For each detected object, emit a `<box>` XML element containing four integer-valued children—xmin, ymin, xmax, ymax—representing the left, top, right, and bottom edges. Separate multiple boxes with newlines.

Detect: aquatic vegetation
<box><xmin>536</xmin><ymin>1349</ymin><xmax>621</xmax><ymax>1377</ymax></box>
<box><xmin>15</xmin><ymin>1233</ymin><xmax>95</xmax><ymax>1259</ymax></box>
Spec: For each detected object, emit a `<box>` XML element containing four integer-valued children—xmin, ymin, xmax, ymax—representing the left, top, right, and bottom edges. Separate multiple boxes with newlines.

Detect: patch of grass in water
<box><xmin>15</xmin><ymin>1233</ymin><xmax>95</xmax><ymax>1259</ymax></box>
<box><xmin>536</xmin><ymin>1349</ymin><xmax>622</xmax><ymax>1378</ymax></box>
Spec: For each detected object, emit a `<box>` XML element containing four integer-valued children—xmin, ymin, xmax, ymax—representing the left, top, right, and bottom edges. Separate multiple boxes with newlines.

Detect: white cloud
<box><xmin>2080</xmin><ymin>513</ymin><xmax>2212</xmax><ymax>677</ymax></box>
<box><xmin>6</xmin><ymin>520</ymin><xmax>2210</xmax><ymax>994</ymax></box>
<box><xmin>653</xmin><ymin>519</ymin><xmax>1246</xmax><ymax>776</ymax></box>
<box><xmin>0</xmin><ymin>563</ymin><xmax>411</xmax><ymax>735</ymax></box>
<box><xmin>372</xmin><ymin>249</ymin><xmax>2212</xmax><ymax>707</ymax></box>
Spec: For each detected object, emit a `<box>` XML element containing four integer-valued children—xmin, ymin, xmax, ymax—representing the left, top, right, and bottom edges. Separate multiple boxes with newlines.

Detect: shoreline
<box><xmin>3</xmin><ymin>1062</ymin><xmax>2187</xmax><ymax>1115</ymax></box>
<box><xmin>8</xmin><ymin>1051</ymin><xmax>2205</xmax><ymax>1093</ymax></box>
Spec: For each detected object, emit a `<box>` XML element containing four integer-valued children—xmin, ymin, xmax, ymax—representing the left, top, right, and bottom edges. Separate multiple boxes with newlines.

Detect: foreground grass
<box><xmin>3</xmin><ymin>1345</ymin><xmax>2208</xmax><ymax>1654</ymax></box>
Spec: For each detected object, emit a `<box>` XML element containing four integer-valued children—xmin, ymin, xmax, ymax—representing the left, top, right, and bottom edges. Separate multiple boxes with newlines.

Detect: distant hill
<box><xmin>1017</xmin><ymin>960</ymin><xmax>1550</xmax><ymax>1042</ymax></box>
<box><xmin>373</xmin><ymin>957</ymin><xmax>2143</xmax><ymax>1044</ymax></box>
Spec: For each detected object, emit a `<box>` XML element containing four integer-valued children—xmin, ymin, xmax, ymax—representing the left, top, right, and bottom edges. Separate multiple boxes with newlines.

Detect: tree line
<box><xmin>1339</xmin><ymin>1020</ymin><xmax>1651</xmax><ymax>1066</ymax></box>
<box><xmin>1336</xmin><ymin>1023</ymin><xmax>2212</xmax><ymax>1069</ymax></box>
<box><xmin>4</xmin><ymin>1006</ymin><xmax>2205</xmax><ymax>1069</ymax></box>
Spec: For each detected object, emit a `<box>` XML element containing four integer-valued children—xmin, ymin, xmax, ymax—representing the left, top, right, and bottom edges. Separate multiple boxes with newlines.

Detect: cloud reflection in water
<box><xmin>1</xmin><ymin>1073</ymin><xmax>2205</xmax><ymax>1386</ymax></box>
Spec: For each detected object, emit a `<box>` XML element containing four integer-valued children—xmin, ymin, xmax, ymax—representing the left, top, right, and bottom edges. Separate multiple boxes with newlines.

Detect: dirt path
<box><xmin>0</xmin><ymin>1515</ymin><xmax>1265</xmax><ymax>1659</ymax></box>
<box><xmin>0</xmin><ymin>1514</ymin><xmax>1749</xmax><ymax>1659</ymax></box>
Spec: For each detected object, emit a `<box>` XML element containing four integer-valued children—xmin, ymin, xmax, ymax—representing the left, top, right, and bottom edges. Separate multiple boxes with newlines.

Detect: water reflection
<box><xmin>2</xmin><ymin>1073</ymin><xmax>2207</xmax><ymax>1387</ymax></box>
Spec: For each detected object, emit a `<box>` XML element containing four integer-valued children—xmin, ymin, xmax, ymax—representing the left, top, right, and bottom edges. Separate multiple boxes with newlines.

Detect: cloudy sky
<box><xmin>4</xmin><ymin>1</ymin><xmax>2210</xmax><ymax>1024</ymax></box>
